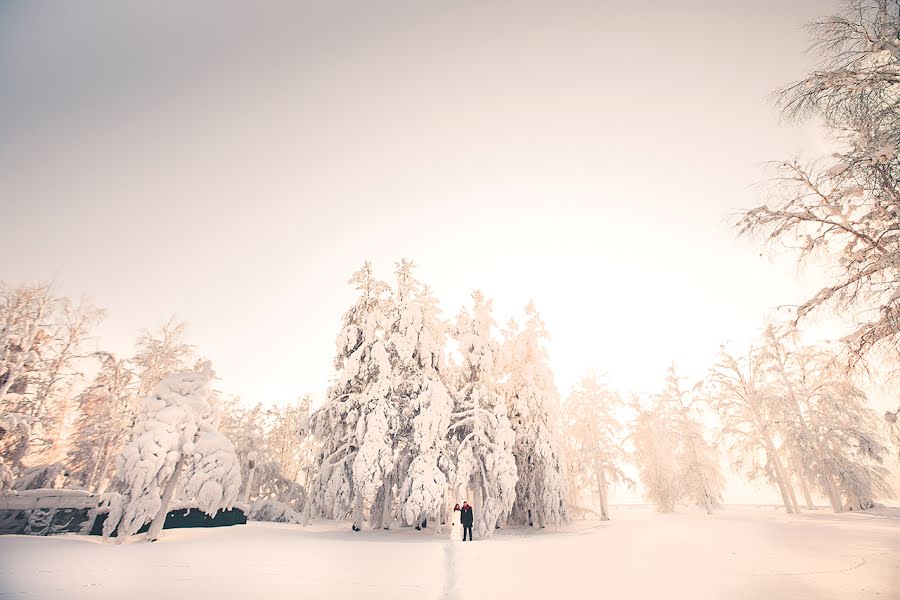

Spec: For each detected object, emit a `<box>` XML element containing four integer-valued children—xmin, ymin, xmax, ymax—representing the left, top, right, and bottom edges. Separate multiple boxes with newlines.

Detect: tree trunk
<box><xmin>597</xmin><ymin>466</ymin><xmax>610</xmax><ymax>521</ymax></box>
<box><xmin>352</xmin><ymin>492</ymin><xmax>364</xmax><ymax>531</ymax></box>
<box><xmin>241</xmin><ymin>462</ymin><xmax>256</xmax><ymax>504</ymax></box>
<box><xmin>379</xmin><ymin>475</ymin><xmax>392</xmax><ymax>530</ymax></box>
<box><xmin>763</xmin><ymin>434</ymin><xmax>797</xmax><ymax>514</ymax></box>
<box><xmin>792</xmin><ymin>461</ymin><xmax>815</xmax><ymax>510</ymax></box>
<box><xmin>821</xmin><ymin>464</ymin><xmax>844</xmax><ymax>513</ymax></box>
<box><xmin>145</xmin><ymin>456</ymin><xmax>184</xmax><ymax>542</ymax></box>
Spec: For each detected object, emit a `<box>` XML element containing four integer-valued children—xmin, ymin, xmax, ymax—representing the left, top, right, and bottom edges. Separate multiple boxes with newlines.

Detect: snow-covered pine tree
<box><xmin>448</xmin><ymin>291</ymin><xmax>517</xmax><ymax>538</ymax></box>
<box><xmin>563</xmin><ymin>371</ymin><xmax>629</xmax><ymax>521</ymax></box>
<box><xmin>500</xmin><ymin>302</ymin><xmax>567</xmax><ymax>528</ymax></box>
<box><xmin>386</xmin><ymin>260</ymin><xmax>454</xmax><ymax>532</ymax></box>
<box><xmin>110</xmin><ymin>362</ymin><xmax>241</xmax><ymax>541</ymax></box>
<box><xmin>304</xmin><ymin>262</ymin><xmax>393</xmax><ymax>531</ymax></box>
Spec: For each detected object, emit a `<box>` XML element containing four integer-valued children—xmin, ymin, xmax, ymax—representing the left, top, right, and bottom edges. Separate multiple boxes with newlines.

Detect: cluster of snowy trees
<box><xmin>219</xmin><ymin>394</ymin><xmax>316</xmax><ymax>509</ymax></box>
<box><xmin>704</xmin><ymin>326</ymin><xmax>891</xmax><ymax>513</ymax></box>
<box><xmin>303</xmin><ymin>261</ymin><xmax>567</xmax><ymax>538</ymax></box>
<box><xmin>0</xmin><ymin>284</ymin><xmax>103</xmax><ymax>489</ymax></box>
<box><xmin>0</xmin><ymin>286</ymin><xmax>311</xmax><ymax>540</ymax></box>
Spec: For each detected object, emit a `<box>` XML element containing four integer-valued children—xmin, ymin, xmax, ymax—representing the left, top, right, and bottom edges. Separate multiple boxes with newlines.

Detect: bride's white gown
<box><xmin>449</xmin><ymin>507</ymin><xmax>462</xmax><ymax>543</ymax></box>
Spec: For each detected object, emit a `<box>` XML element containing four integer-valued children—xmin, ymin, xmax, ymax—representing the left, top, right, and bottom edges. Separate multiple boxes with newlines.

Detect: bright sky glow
<box><xmin>1</xmin><ymin>0</ymin><xmax>848</xmax><ymax>416</ymax></box>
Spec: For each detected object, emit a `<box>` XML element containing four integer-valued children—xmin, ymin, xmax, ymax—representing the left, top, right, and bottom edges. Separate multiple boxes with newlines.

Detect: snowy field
<box><xmin>1</xmin><ymin>506</ymin><xmax>898</xmax><ymax>600</ymax></box>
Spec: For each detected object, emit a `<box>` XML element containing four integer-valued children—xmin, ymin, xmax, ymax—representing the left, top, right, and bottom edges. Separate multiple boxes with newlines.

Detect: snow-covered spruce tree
<box><xmin>631</xmin><ymin>396</ymin><xmax>680</xmax><ymax>513</ymax></box>
<box><xmin>386</xmin><ymin>260</ymin><xmax>454</xmax><ymax>532</ymax></box>
<box><xmin>67</xmin><ymin>352</ymin><xmax>137</xmax><ymax>493</ymax></box>
<box><xmin>657</xmin><ymin>365</ymin><xmax>724</xmax><ymax>515</ymax></box>
<box><xmin>702</xmin><ymin>346</ymin><xmax>802</xmax><ymax>514</ymax></box>
<box><xmin>563</xmin><ymin>371</ymin><xmax>629</xmax><ymax>521</ymax></box>
<box><xmin>500</xmin><ymin>302</ymin><xmax>567</xmax><ymax>528</ymax></box>
<box><xmin>739</xmin><ymin>1</ymin><xmax>900</xmax><ymax>366</ymax></box>
<box><xmin>448</xmin><ymin>291</ymin><xmax>517</xmax><ymax>538</ymax></box>
<box><xmin>304</xmin><ymin>262</ymin><xmax>393</xmax><ymax>531</ymax></box>
<box><xmin>110</xmin><ymin>362</ymin><xmax>241</xmax><ymax>541</ymax></box>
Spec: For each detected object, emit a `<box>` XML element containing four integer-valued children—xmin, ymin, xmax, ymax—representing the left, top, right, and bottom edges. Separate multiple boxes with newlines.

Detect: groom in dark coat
<box><xmin>460</xmin><ymin>501</ymin><xmax>474</xmax><ymax>541</ymax></box>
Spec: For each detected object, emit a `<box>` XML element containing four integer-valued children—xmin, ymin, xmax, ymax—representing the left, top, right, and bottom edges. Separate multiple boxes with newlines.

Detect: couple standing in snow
<box><xmin>453</xmin><ymin>501</ymin><xmax>474</xmax><ymax>541</ymax></box>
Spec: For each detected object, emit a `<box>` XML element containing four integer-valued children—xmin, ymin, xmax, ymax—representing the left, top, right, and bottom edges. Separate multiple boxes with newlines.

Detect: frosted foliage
<box><xmin>111</xmin><ymin>363</ymin><xmax>241</xmax><ymax>538</ymax></box>
<box><xmin>0</xmin><ymin>412</ymin><xmax>31</xmax><ymax>491</ymax></box>
<box><xmin>249</xmin><ymin>498</ymin><xmax>303</xmax><ymax>524</ymax></box>
<box><xmin>0</xmin><ymin>461</ymin><xmax>14</xmax><ymax>491</ymax></box>
<box><xmin>737</xmin><ymin>2</ymin><xmax>900</xmax><ymax>363</ymax></box>
<box><xmin>501</xmin><ymin>303</ymin><xmax>568</xmax><ymax>527</ymax></box>
<box><xmin>563</xmin><ymin>373</ymin><xmax>630</xmax><ymax>520</ymax></box>
<box><xmin>449</xmin><ymin>292</ymin><xmax>518</xmax><ymax>538</ymax></box>
<box><xmin>181</xmin><ymin>425</ymin><xmax>242</xmax><ymax>515</ymax></box>
<box><xmin>705</xmin><ymin>328</ymin><xmax>891</xmax><ymax>514</ymax></box>
<box><xmin>305</xmin><ymin>262</ymin><xmax>395</xmax><ymax>528</ymax></box>
<box><xmin>307</xmin><ymin>260</ymin><xmax>458</xmax><ymax>530</ymax></box>
<box><xmin>634</xmin><ymin>366</ymin><xmax>724</xmax><ymax>514</ymax></box>
<box><xmin>400</xmin><ymin>378</ymin><xmax>452</xmax><ymax>524</ymax></box>
<box><xmin>401</xmin><ymin>452</ymin><xmax>447</xmax><ymax>524</ymax></box>
<box><xmin>633</xmin><ymin>408</ymin><xmax>680</xmax><ymax>513</ymax></box>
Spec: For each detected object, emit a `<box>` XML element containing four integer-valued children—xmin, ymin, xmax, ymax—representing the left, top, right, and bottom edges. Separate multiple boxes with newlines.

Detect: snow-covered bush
<box><xmin>249</xmin><ymin>498</ymin><xmax>303</xmax><ymax>524</ymax></box>
<box><xmin>108</xmin><ymin>362</ymin><xmax>241</xmax><ymax>540</ymax></box>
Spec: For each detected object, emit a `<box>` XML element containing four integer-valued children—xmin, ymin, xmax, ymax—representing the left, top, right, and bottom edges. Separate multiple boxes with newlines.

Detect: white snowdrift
<box><xmin>0</xmin><ymin>506</ymin><xmax>897</xmax><ymax>600</ymax></box>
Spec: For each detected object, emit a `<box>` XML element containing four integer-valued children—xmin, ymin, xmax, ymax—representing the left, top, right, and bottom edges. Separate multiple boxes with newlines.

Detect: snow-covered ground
<box><xmin>1</xmin><ymin>506</ymin><xmax>897</xmax><ymax>599</ymax></box>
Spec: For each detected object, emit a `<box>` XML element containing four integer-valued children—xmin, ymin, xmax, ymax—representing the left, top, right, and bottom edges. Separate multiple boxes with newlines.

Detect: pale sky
<box><xmin>1</xmin><ymin>0</ymin><xmax>851</xmax><ymax>421</ymax></box>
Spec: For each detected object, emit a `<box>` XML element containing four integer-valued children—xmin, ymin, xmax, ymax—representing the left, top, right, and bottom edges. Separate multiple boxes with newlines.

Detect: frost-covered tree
<box><xmin>266</xmin><ymin>396</ymin><xmax>315</xmax><ymax>506</ymax></box>
<box><xmin>67</xmin><ymin>352</ymin><xmax>137</xmax><ymax>493</ymax></box>
<box><xmin>739</xmin><ymin>1</ymin><xmax>900</xmax><ymax>365</ymax></box>
<box><xmin>0</xmin><ymin>284</ymin><xmax>102</xmax><ymax>471</ymax></box>
<box><xmin>500</xmin><ymin>302</ymin><xmax>567</xmax><ymax>527</ymax></box>
<box><xmin>758</xmin><ymin>327</ymin><xmax>892</xmax><ymax>511</ymax></box>
<box><xmin>448</xmin><ymin>291</ymin><xmax>517</xmax><ymax>538</ymax></box>
<box><xmin>307</xmin><ymin>260</ymin><xmax>455</xmax><ymax>532</ymax></box>
<box><xmin>219</xmin><ymin>397</ymin><xmax>312</xmax><ymax>509</ymax></box>
<box><xmin>304</xmin><ymin>262</ymin><xmax>393</xmax><ymax>531</ymax></box>
<box><xmin>633</xmin><ymin>366</ymin><xmax>724</xmax><ymax>514</ymax></box>
<box><xmin>703</xmin><ymin>346</ymin><xmax>802</xmax><ymax>514</ymax></box>
<box><xmin>132</xmin><ymin>318</ymin><xmax>195</xmax><ymax>397</ymax></box>
<box><xmin>661</xmin><ymin>366</ymin><xmax>724</xmax><ymax>514</ymax></box>
<box><xmin>220</xmin><ymin>399</ymin><xmax>276</xmax><ymax>500</ymax></box>
<box><xmin>386</xmin><ymin>260</ymin><xmax>453</xmax><ymax>532</ymax></box>
<box><xmin>110</xmin><ymin>363</ymin><xmax>241</xmax><ymax>541</ymax></box>
<box><xmin>563</xmin><ymin>372</ymin><xmax>629</xmax><ymax>521</ymax></box>
<box><xmin>26</xmin><ymin>297</ymin><xmax>104</xmax><ymax>463</ymax></box>
<box><xmin>631</xmin><ymin>397</ymin><xmax>680</xmax><ymax>513</ymax></box>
